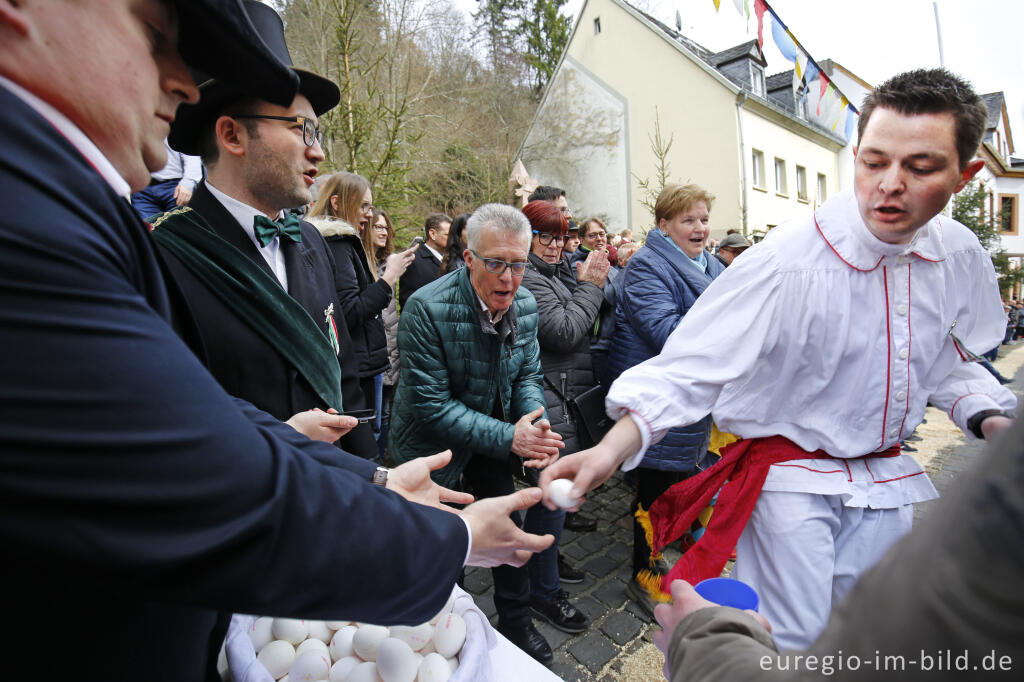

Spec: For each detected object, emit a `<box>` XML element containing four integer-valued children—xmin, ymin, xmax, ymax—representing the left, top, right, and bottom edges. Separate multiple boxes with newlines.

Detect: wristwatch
<box><xmin>372</xmin><ymin>466</ymin><xmax>390</xmax><ymax>487</ymax></box>
<box><xmin>966</xmin><ymin>409</ymin><xmax>1014</xmax><ymax>439</ymax></box>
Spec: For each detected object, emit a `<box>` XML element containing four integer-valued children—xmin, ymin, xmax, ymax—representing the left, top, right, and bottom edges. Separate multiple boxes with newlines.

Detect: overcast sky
<box><xmin>456</xmin><ymin>0</ymin><xmax>1024</xmax><ymax>154</ymax></box>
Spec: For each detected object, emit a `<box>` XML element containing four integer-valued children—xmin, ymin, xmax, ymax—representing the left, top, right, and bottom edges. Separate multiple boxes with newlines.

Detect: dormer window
<box><xmin>750</xmin><ymin>63</ymin><xmax>765</xmax><ymax>97</ymax></box>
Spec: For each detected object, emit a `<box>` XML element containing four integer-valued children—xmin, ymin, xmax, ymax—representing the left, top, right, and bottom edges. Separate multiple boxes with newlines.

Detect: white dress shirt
<box><xmin>204</xmin><ymin>182</ymin><xmax>289</xmax><ymax>291</ymax></box>
<box><xmin>609</xmin><ymin>190</ymin><xmax>1016</xmax><ymax>508</ymax></box>
<box><xmin>152</xmin><ymin>138</ymin><xmax>203</xmax><ymax>190</ymax></box>
<box><xmin>0</xmin><ymin>75</ymin><xmax>130</xmax><ymax>200</ymax></box>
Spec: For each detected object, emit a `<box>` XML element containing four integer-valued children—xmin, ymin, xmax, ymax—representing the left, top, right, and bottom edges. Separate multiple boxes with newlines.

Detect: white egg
<box><xmin>329</xmin><ymin>625</ymin><xmax>357</xmax><ymax>661</ymax></box>
<box><xmin>428</xmin><ymin>594</ymin><xmax>456</xmax><ymax>625</ymax></box>
<box><xmin>289</xmin><ymin>650</ymin><xmax>332</xmax><ymax>682</ymax></box>
<box><xmin>412</xmin><ymin>653</ymin><xmax>424</xmax><ymax>667</ymax></box>
<box><xmin>444</xmin><ymin>657</ymin><xmax>458</xmax><ymax>675</ymax></box>
<box><xmin>273</xmin><ymin>618</ymin><xmax>309</xmax><ymax>645</ymax></box>
<box><xmin>431</xmin><ymin>613</ymin><xmax>466</xmax><ymax>659</ymax></box>
<box><xmin>419</xmin><ymin>639</ymin><xmax>436</xmax><ymax>656</ymax></box>
<box><xmin>250</xmin><ymin>616</ymin><xmax>275</xmax><ymax>652</ymax></box>
<box><xmin>549</xmin><ymin>478</ymin><xmax>581</xmax><ymax>509</ymax></box>
<box><xmin>352</xmin><ymin>624</ymin><xmax>390</xmax><ymax>661</ymax></box>
<box><xmin>325</xmin><ymin>621</ymin><xmax>351</xmax><ymax>630</ymax></box>
<box><xmin>416</xmin><ymin>653</ymin><xmax>451</xmax><ymax>682</ymax></box>
<box><xmin>258</xmin><ymin>639</ymin><xmax>296</xmax><ymax>680</ymax></box>
<box><xmin>347</xmin><ymin>661</ymin><xmax>381</xmax><ymax>682</ymax></box>
<box><xmin>376</xmin><ymin>638</ymin><xmax>417</xmax><ymax>682</ymax></box>
<box><xmin>307</xmin><ymin>620</ymin><xmax>334</xmax><ymax>644</ymax></box>
<box><xmin>389</xmin><ymin>624</ymin><xmax>433</xmax><ymax>652</ymax></box>
<box><xmin>329</xmin><ymin>656</ymin><xmax>360</xmax><ymax>682</ymax></box>
<box><xmin>297</xmin><ymin>638</ymin><xmax>330</xmax><ymax>658</ymax></box>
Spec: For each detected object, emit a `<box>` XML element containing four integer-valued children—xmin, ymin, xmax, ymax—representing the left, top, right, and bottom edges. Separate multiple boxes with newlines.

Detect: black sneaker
<box><xmin>498</xmin><ymin>622</ymin><xmax>553</xmax><ymax>666</ymax></box>
<box><xmin>530</xmin><ymin>590</ymin><xmax>590</xmax><ymax>633</ymax></box>
<box><xmin>558</xmin><ymin>554</ymin><xmax>586</xmax><ymax>584</ymax></box>
<box><xmin>564</xmin><ymin>511</ymin><xmax>598</xmax><ymax>532</ymax></box>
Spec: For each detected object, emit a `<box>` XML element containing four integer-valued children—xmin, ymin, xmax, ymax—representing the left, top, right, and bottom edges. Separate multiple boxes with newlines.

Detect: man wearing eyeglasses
<box><xmin>391</xmin><ymin>203</ymin><xmax>567</xmax><ymax>665</ymax></box>
<box><xmin>153</xmin><ymin>0</ymin><xmax>378</xmax><ymax>458</ymax></box>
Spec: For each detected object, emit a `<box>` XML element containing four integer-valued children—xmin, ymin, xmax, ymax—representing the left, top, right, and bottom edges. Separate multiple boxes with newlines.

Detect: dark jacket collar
<box><xmin>528</xmin><ymin>251</ymin><xmax>556</xmax><ymax>278</ymax></box>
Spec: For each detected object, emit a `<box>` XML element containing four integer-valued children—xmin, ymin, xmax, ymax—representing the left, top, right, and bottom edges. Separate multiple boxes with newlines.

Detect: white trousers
<box><xmin>732</xmin><ymin>490</ymin><xmax>913</xmax><ymax>650</ymax></box>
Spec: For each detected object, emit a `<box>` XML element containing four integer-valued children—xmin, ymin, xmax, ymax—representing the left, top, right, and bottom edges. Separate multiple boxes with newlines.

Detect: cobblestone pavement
<box><xmin>463</xmin><ymin>343</ymin><xmax>1024</xmax><ymax>681</ymax></box>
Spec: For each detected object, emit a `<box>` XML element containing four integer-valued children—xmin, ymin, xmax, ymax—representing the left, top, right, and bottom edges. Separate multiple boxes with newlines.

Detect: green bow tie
<box><xmin>253</xmin><ymin>213</ymin><xmax>303</xmax><ymax>247</ymax></box>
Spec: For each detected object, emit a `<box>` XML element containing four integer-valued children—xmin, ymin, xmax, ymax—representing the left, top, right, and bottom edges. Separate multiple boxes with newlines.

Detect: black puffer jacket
<box><xmin>310</xmin><ymin>216</ymin><xmax>390</xmax><ymax>378</ymax></box>
<box><xmin>521</xmin><ymin>252</ymin><xmax>605</xmax><ymax>453</ymax></box>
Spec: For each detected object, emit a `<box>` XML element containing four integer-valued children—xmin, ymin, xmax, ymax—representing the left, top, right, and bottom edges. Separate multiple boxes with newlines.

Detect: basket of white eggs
<box><xmin>222</xmin><ymin>587</ymin><xmax>494</xmax><ymax>682</ymax></box>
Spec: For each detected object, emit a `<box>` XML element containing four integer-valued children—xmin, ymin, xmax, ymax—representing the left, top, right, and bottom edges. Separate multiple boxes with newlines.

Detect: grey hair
<box><xmin>465</xmin><ymin>204</ymin><xmax>531</xmax><ymax>252</ymax></box>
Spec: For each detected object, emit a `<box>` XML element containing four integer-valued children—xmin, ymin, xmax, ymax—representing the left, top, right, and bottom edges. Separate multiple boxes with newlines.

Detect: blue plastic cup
<box><xmin>694</xmin><ymin>577</ymin><xmax>759</xmax><ymax>611</ymax></box>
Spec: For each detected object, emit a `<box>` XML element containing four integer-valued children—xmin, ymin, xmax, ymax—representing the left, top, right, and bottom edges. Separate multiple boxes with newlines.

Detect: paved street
<box><xmin>463</xmin><ymin>342</ymin><xmax>1024</xmax><ymax>681</ymax></box>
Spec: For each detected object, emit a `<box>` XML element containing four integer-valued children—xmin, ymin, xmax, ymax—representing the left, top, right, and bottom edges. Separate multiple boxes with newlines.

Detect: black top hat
<box><xmin>173</xmin><ymin>0</ymin><xmax>297</xmax><ymax>107</ymax></box>
<box><xmin>169</xmin><ymin>0</ymin><xmax>340</xmax><ymax>155</ymax></box>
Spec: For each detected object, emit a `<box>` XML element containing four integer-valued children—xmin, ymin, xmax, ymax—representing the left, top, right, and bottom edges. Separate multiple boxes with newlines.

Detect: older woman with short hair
<box><xmin>606</xmin><ymin>183</ymin><xmax>725</xmax><ymax>616</ymax></box>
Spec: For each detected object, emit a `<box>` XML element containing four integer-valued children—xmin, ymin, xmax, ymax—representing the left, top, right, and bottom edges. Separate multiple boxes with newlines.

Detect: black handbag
<box><xmin>544</xmin><ymin>377</ymin><xmax>613</xmax><ymax>448</ymax></box>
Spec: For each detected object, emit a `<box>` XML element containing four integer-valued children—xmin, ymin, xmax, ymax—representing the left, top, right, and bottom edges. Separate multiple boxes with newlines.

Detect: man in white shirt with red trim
<box><xmin>541</xmin><ymin>69</ymin><xmax>1016</xmax><ymax>650</ymax></box>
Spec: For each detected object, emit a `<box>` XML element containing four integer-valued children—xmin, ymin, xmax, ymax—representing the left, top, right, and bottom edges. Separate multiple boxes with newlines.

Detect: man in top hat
<box><xmin>157</xmin><ymin>0</ymin><xmax>377</xmax><ymax>458</ymax></box>
<box><xmin>714</xmin><ymin>232</ymin><xmax>751</xmax><ymax>267</ymax></box>
<box><xmin>0</xmin><ymin>2</ymin><xmax>552</xmax><ymax>679</ymax></box>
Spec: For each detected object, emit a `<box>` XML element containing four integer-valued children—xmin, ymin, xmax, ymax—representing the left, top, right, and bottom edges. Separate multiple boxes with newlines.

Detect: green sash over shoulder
<box><xmin>151</xmin><ymin>207</ymin><xmax>343</xmax><ymax>410</ymax></box>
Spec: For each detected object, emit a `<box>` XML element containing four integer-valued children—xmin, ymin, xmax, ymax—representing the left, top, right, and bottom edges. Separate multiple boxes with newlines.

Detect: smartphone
<box><xmin>342</xmin><ymin>409</ymin><xmax>377</xmax><ymax>424</ymax></box>
<box><xmin>407</xmin><ymin>235</ymin><xmax>424</xmax><ymax>250</ymax></box>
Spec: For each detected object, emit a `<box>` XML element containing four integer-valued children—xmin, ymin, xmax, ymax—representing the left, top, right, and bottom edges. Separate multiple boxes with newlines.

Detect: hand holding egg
<box><xmin>548</xmin><ymin>478</ymin><xmax>581</xmax><ymax>510</ymax></box>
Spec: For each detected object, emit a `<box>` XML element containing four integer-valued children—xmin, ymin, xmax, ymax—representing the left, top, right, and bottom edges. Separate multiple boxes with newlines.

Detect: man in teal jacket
<box><xmin>391</xmin><ymin>203</ymin><xmax>565</xmax><ymax>664</ymax></box>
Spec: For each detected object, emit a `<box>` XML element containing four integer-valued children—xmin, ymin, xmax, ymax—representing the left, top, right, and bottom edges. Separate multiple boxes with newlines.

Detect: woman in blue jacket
<box><xmin>606</xmin><ymin>184</ymin><xmax>725</xmax><ymax>615</ymax></box>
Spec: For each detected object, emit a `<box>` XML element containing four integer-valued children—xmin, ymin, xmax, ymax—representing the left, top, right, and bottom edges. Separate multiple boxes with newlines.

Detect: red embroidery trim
<box><xmin>814</xmin><ymin>214</ymin><xmax>884</xmax><ymax>272</ymax></box>
<box><xmin>880</xmin><ymin>266</ymin><xmax>892</xmax><ymax>449</ymax></box>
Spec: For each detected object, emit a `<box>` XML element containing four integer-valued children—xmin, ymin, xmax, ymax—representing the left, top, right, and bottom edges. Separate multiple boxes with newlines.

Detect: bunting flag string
<box><xmin>710</xmin><ymin>0</ymin><xmax>859</xmax><ymax>141</ymax></box>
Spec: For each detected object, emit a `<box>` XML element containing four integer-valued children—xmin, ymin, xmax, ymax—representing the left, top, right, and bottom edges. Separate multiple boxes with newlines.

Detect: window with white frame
<box><xmin>752</xmin><ymin>149</ymin><xmax>766</xmax><ymax>189</ymax></box>
<box><xmin>750</xmin><ymin>63</ymin><xmax>765</xmax><ymax>97</ymax></box>
<box><xmin>796</xmin><ymin>165</ymin><xmax>808</xmax><ymax>202</ymax></box>
<box><xmin>817</xmin><ymin>173</ymin><xmax>827</xmax><ymax>203</ymax></box>
<box><xmin>774</xmin><ymin>157</ymin><xmax>787</xmax><ymax>196</ymax></box>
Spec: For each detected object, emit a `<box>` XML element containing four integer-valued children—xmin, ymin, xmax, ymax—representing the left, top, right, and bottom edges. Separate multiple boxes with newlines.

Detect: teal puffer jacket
<box><xmin>389</xmin><ymin>267</ymin><xmax>546</xmax><ymax>488</ymax></box>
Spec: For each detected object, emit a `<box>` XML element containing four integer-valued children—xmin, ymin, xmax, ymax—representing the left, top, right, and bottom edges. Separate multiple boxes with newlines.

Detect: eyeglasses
<box><xmin>533</xmin><ymin>230</ymin><xmax>567</xmax><ymax>246</ymax></box>
<box><xmin>585</xmin><ymin>231</ymin><xmax>607</xmax><ymax>240</ymax></box>
<box><xmin>233</xmin><ymin>114</ymin><xmax>323</xmax><ymax>147</ymax></box>
<box><xmin>373</xmin><ymin>224</ymin><xmax>389</xmax><ymax>233</ymax></box>
<box><xmin>470</xmin><ymin>250</ymin><xmax>528</xmax><ymax>277</ymax></box>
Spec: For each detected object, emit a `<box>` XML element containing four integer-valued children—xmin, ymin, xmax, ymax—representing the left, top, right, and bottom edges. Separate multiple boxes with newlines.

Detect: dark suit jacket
<box><xmin>157</xmin><ymin>183</ymin><xmax>377</xmax><ymax>458</ymax></box>
<box><xmin>398</xmin><ymin>243</ymin><xmax>442</xmax><ymax>310</ymax></box>
<box><xmin>0</xmin><ymin>83</ymin><xmax>466</xmax><ymax>682</ymax></box>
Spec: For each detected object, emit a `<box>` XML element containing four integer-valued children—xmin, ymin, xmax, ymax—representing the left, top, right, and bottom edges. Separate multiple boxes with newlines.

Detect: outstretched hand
<box><xmin>285</xmin><ymin>407</ymin><xmax>357</xmax><ymax>443</ymax></box>
<box><xmin>652</xmin><ymin>580</ymin><xmax>771</xmax><ymax>679</ymax></box>
<box><xmin>387</xmin><ymin>450</ymin><xmax>475</xmax><ymax>511</ymax></box>
<box><xmin>459</xmin><ymin>488</ymin><xmax>555</xmax><ymax>567</ymax></box>
<box><xmin>538</xmin><ymin>414</ymin><xmax>643</xmax><ymax>510</ymax></box>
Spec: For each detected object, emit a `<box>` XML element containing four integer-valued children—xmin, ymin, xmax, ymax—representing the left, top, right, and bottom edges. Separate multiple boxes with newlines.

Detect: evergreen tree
<box><xmin>952</xmin><ymin>180</ymin><xmax>1022</xmax><ymax>295</ymax></box>
<box><xmin>521</xmin><ymin>0</ymin><xmax>571</xmax><ymax>95</ymax></box>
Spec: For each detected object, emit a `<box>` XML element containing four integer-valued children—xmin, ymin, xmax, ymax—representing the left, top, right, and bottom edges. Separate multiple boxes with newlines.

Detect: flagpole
<box><xmin>933</xmin><ymin>2</ymin><xmax>945</xmax><ymax>68</ymax></box>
